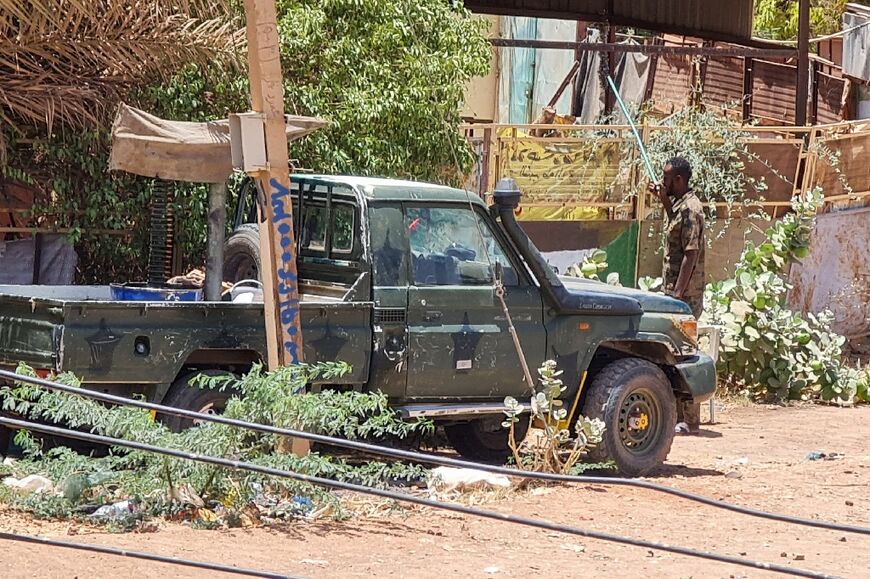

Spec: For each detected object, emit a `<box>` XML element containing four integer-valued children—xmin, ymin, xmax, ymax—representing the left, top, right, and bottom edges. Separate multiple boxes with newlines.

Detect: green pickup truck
<box><xmin>0</xmin><ymin>175</ymin><xmax>715</xmax><ymax>475</ymax></box>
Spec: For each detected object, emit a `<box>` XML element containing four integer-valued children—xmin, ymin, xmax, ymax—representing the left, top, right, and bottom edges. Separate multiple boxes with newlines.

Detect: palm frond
<box><xmin>0</xmin><ymin>0</ymin><xmax>244</xmax><ymax>132</ymax></box>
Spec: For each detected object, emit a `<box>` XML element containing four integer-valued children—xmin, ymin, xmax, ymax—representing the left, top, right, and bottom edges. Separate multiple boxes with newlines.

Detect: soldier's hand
<box><xmin>648</xmin><ymin>181</ymin><xmax>663</xmax><ymax>201</ymax></box>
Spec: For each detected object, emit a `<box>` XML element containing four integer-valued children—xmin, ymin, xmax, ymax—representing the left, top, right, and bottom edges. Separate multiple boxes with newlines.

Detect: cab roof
<box><xmin>293</xmin><ymin>174</ymin><xmax>486</xmax><ymax>205</ymax></box>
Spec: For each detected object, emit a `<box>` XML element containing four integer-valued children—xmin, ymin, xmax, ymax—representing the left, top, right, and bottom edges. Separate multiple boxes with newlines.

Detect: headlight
<box><xmin>674</xmin><ymin>316</ymin><xmax>698</xmax><ymax>346</ymax></box>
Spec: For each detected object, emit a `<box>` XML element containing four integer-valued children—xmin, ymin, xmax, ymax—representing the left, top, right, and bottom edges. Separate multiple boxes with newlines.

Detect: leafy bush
<box><xmin>559</xmin><ymin>188</ymin><xmax>869</xmax><ymax>404</ymax></box>
<box><xmin>628</xmin><ymin>108</ymin><xmax>775</xmax><ymax>224</ymax></box>
<box><xmin>1</xmin><ymin>363</ymin><xmax>430</xmax><ymax>526</ymax></box>
<box><xmin>703</xmin><ymin>189</ymin><xmax>870</xmax><ymax>403</ymax></box>
<box><xmin>565</xmin><ymin>249</ymin><xmax>606</xmax><ymax>279</ymax></box>
<box><xmin>754</xmin><ymin>0</ymin><xmax>852</xmax><ymax>40</ymax></box>
<box><xmin>2</xmin><ymin>0</ymin><xmax>490</xmax><ymax>282</ymax></box>
<box><xmin>503</xmin><ymin>361</ymin><xmax>610</xmax><ymax>474</ymax></box>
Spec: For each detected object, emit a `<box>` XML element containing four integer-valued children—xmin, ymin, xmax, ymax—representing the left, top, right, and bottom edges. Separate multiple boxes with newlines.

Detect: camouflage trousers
<box><xmin>683</xmin><ymin>294</ymin><xmax>704</xmax><ymax>319</ymax></box>
<box><xmin>665</xmin><ymin>291</ymin><xmax>704</xmax><ymax>319</ymax></box>
<box><xmin>678</xmin><ymin>399</ymin><xmax>701</xmax><ymax>433</ymax></box>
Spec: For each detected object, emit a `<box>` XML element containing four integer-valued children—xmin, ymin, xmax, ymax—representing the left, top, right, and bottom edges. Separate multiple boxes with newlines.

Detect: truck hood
<box><xmin>559</xmin><ymin>277</ymin><xmax>691</xmax><ymax>315</ymax></box>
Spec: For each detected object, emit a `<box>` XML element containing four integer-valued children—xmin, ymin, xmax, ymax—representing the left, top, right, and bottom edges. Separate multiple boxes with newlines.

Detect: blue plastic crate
<box><xmin>109</xmin><ymin>283</ymin><xmax>202</xmax><ymax>302</ymax></box>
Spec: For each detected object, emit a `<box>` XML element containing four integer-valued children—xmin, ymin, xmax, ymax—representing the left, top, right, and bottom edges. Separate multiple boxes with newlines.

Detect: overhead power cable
<box><xmin>0</xmin><ymin>415</ymin><xmax>843</xmax><ymax>579</ymax></box>
<box><xmin>1</xmin><ymin>370</ymin><xmax>867</xmax><ymax>537</ymax></box>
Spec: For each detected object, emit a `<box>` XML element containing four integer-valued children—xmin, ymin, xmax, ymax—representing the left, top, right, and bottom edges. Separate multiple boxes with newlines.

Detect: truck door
<box><xmin>368</xmin><ymin>203</ymin><xmax>410</xmax><ymax>399</ymax></box>
<box><xmin>404</xmin><ymin>204</ymin><xmax>545</xmax><ymax>400</ymax></box>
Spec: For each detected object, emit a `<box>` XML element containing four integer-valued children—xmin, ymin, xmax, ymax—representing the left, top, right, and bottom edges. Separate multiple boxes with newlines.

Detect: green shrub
<box><xmin>703</xmin><ymin>189</ymin><xmax>869</xmax><ymax>403</ymax></box>
<box><xmin>1</xmin><ymin>362</ymin><xmax>431</xmax><ymax>525</ymax></box>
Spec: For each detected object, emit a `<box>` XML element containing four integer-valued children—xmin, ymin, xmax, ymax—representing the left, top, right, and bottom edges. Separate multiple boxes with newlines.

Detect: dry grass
<box><xmin>0</xmin><ymin>0</ymin><xmax>244</xmax><ymax>132</ymax></box>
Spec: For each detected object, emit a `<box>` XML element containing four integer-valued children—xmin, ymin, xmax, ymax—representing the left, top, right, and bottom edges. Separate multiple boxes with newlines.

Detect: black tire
<box><xmin>581</xmin><ymin>358</ymin><xmax>676</xmax><ymax>477</ymax></box>
<box><xmin>0</xmin><ymin>424</ymin><xmax>11</xmax><ymax>456</ymax></box>
<box><xmin>444</xmin><ymin>416</ymin><xmax>530</xmax><ymax>464</ymax></box>
<box><xmin>161</xmin><ymin>370</ymin><xmax>239</xmax><ymax>432</ymax></box>
<box><xmin>223</xmin><ymin>224</ymin><xmax>261</xmax><ymax>283</ymax></box>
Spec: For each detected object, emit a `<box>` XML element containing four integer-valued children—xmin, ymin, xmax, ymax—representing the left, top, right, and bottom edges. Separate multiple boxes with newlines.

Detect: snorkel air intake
<box><xmin>491</xmin><ymin>178</ymin><xmax>642</xmax><ymax>317</ymax></box>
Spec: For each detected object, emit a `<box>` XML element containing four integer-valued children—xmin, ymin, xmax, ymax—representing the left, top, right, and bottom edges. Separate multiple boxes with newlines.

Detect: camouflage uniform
<box><xmin>662</xmin><ymin>191</ymin><xmax>706</xmax><ymax>432</ymax></box>
<box><xmin>662</xmin><ymin>191</ymin><xmax>705</xmax><ymax>318</ymax></box>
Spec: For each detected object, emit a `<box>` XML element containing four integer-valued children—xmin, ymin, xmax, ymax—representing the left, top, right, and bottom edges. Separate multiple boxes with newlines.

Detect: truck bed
<box><xmin>0</xmin><ymin>285</ymin><xmax>373</xmax><ymax>393</ymax></box>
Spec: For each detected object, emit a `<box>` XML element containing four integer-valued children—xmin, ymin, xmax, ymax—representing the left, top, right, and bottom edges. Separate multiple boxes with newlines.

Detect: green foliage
<box><xmin>1</xmin><ymin>129</ymin><xmax>154</xmax><ymax>282</ymax></box>
<box><xmin>565</xmin><ymin>249</ymin><xmax>609</xmax><ymax>281</ymax></box>
<box><xmin>503</xmin><ymin>361</ymin><xmax>610</xmax><ymax>475</ymax></box>
<box><xmin>1</xmin><ymin>363</ymin><xmax>430</xmax><ymax>526</ymax></box>
<box><xmin>634</xmin><ymin>108</ymin><xmax>773</xmax><ymax>230</ymax></box>
<box><xmin>2</xmin><ymin>1</ymin><xmax>490</xmax><ymax>281</ymax></box>
<box><xmin>638</xmin><ymin>276</ymin><xmax>663</xmax><ymax>292</ymax></box>
<box><xmin>754</xmin><ymin>0</ymin><xmax>864</xmax><ymax>40</ymax></box>
<box><xmin>703</xmin><ymin>189</ymin><xmax>869</xmax><ymax>403</ymax></box>
<box><xmin>276</xmin><ymin>0</ymin><xmax>490</xmax><ymax>184</ymax></box>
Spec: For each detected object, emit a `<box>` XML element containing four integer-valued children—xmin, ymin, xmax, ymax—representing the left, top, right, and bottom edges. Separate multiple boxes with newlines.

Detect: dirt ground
<box><xmin>1</xmin><ymin>402</ymin><xmax>869</xmax><ymax>579</ymax></box>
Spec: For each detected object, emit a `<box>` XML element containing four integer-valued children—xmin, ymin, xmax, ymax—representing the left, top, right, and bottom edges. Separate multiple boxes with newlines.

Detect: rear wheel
<box><xmin>161</xmin><ymin>370</ymin><xmax>239</xmax><ymax>432</ymax></box>
<box><xmin>444</xmin><ymin>416</ymin><xmax>529</xmax><ymax>464</ymax></box>
<box><xmin>223</xmin><ymin>225</ymin><xmax>260</xmax><ymax>284</ymax></box>
<box><xmin>581</xmin><ymin>358</ymin><xmax>676</xmax><ymax>477</ymax></box>
<box><xmin>0</xmin><ymin>423</ymin><xmax>10</xmax><ymax>456</ymax></box>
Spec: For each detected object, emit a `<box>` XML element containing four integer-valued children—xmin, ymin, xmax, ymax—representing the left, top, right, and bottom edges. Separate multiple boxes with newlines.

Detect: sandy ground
<box><xmin>1</xmin><ymin>402</ymin><xmax>869</xmax><ymax>579</ymax></box>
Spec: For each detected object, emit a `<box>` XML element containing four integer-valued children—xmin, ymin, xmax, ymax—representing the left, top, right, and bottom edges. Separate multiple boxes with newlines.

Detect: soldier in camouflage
<box><xmin>649</xmin><ymin>156</ymin><xmax>705</xmax><ymax>434</ymax></box>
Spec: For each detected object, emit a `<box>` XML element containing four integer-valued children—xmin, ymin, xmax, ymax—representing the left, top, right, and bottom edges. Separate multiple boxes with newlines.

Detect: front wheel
<box><xmin>161</xmin><ymin>370</ymin><xmax>239</xmax><ymax>432</ymax></box>
<box><xmin>581</xmin><ymin>358</ymin><xmax>676</xmax><ymax>477</ymax></box>
<box><xmin>444</xmin><ymin>416</ymin><xmax>530</xmax><ymax>464</ymax></box>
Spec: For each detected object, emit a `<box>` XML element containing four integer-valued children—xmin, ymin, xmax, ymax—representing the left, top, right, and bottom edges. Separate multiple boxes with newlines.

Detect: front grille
<box><xmin>374</xmin><ymin>308</ymin><xmax>406</xmax><ymax>324</ymax></box>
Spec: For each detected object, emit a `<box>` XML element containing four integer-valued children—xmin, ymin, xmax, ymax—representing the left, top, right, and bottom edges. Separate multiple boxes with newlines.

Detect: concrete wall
<box><xmin>461</xmin><ymin>15</ymin><xmax>500</xmax><ymax>122</ymax></box>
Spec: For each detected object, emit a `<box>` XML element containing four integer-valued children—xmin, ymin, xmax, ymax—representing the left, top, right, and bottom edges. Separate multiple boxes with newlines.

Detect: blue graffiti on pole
<box><xmin>269</xmin><ymin>177</ymin><xmax>300</xmax><ymax>363</ymax></box>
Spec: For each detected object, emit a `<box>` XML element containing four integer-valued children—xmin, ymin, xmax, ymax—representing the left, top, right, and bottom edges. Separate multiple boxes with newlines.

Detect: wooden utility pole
<box><xmin>243</xmin><ymin>0</ymin><xmax>303</xmax><ymax>368</ymax></box>
<box><xmin>795</xmin><ymin>0</ymin><xmax>810</xmax><ymax>125</ymax></box>
<box><xmin>243</xmin><ymin>0</ymin><xmax>308</xmax><ymax>454</ymax></box>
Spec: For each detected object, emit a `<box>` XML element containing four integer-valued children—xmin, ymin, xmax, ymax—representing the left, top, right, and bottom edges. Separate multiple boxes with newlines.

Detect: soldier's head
<box><xmin>663</xmin><ymin>157</ymin><xmax>692</xmax><ymax>198</ymax></box>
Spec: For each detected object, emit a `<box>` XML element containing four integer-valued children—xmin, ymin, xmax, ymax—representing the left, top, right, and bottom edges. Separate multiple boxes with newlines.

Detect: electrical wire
<box><xmin>2</xmin><ymin>368</ymin><xmax>868</xmax><ymax>537</ymax></box>
<box><xmin>0</xmin><ymin>415</ymin><xmax>844</xmax><ymax>579</ymax></box>
<box><xmin>0</xmin><ymin>531</ymin><xmax>295</xmax><ymax>578</ymax></box>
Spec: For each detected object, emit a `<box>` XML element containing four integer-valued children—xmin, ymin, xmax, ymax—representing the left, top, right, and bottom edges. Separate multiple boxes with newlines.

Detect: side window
<box><xmin>475</xmin><ymin>213</ymin><xmax>520</xmax><ymax>287</ymax></box>
<box><xmin>331</xmin><ymin>204</ymin><xmax>354</xmax><ymax>253</ymax></box>
<box><xmin>295</xmin><ymin>181</ymin><xmax>358</xmax><ymax>259</ymax></box>
<box><xmin>406</xmin><ymin>206</ymin><xmax>493</xmax><ymax>286</ymax></box>
<box><xmin>300</xmin><ymin>205</ymin><xmax>327</xmax><ymax>252</ymax></box>
<box><xmin>369</xmin><ymin>205</ymin><xmax>408</xmax><ymax>286</ymax></box>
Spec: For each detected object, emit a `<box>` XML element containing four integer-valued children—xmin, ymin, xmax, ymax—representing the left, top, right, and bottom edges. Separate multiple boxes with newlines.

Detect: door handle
<box><xmin>424</xmin><ymin>310</ymin><xmax>443</xmax><ymax>321</ymax></box>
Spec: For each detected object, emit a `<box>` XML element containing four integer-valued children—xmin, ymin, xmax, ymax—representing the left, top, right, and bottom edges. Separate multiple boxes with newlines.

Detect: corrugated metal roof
<box><xmin>465</xmin><ymin>0</ymin><xmax>754</xmax><ymax>45</ymax></box>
